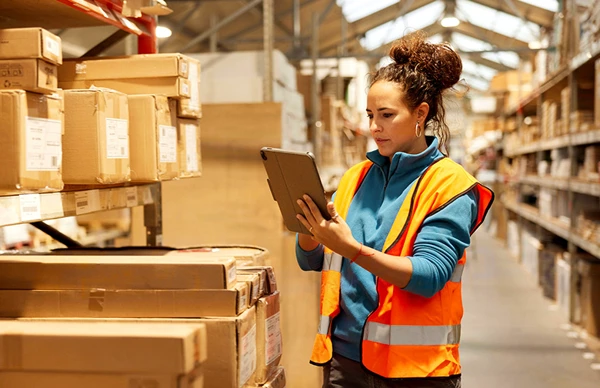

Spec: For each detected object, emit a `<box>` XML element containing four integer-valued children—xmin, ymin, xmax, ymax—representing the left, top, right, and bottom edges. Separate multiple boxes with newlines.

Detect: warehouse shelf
<box><xmin>571</xmin><ymin>41</ymin><xmax>600</xmax><ymax>71</ymax></box>
<box><xmin>503</xmin><ymin>199</ymin><xmax>600</xmax><ymax>259</ymax></box>
<box><xmin>505</xmin><ymin>67</ymin><xmax>570</xmax><ymax>117</ymax></box>
<box><xmin>505</xmin><ymin>129</ymin><xmax>600</xmax><ymax>157</ymax></box>
<box><xmin>519</xmin><ymin>176</ymin><xmax>600</xmax><ymax>197</ymax></box>
<box><xmin>0</xmin><ymin>184</ymin><xmax>156</xmax><ymax>228</ymax></box>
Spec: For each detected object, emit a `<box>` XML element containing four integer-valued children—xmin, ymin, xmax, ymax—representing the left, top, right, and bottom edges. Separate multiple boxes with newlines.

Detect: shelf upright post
<box><xmin>263</xmin><ymin>0</ymin><xmax>274</xmax><ymax>102</ymax></box>
<box><xmin>311</xmin><ymin>13</ymin><xmax>322</xmax><ymax>165</ymax></box>
<box><xmin>138</xmin><ymin>14</ymin><xmax>157</xmax><ymax>54</ymax></box>
<box><xmin>144</xmin><ymin>183</ymin><xmax>163</xmax><ymax>246</ymax></box>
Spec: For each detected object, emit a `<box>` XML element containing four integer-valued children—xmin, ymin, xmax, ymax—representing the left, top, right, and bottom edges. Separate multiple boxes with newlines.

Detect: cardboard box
<box><xmin>0</xmin><ymin>369</ymin><xmax>202</xmax><ymax>388</ymax></box>
<box><xmin>128</xmin><ymin>95</ymin><xmax>179</xmax><ymax>181</ymax></box>
<box><xmin>176</xmin><ymin>58</ymin><xmax>201</xmax><ymax>118</ymax></box>
<box><xmin>252</xmin><ymin>291</ymin><xmax>282</xmax><ymax>385</ymax></box>
<box><xmin>238</xmin><ymin>266</ymin><xmax>278</xmax><ymax>295</ymax></box>
<box><xmin>59</xmin><ymin>77</ymin><xmax>191</xmax><ymax>99</ymax></box>
<box><xmin>176</xmin><ymin>118</ymin><xmax>202</xmax><ymax>178</ymax></box>
<box><xmin>0</xmin><ymin>28</ymin><xmax>62</xmax><ymax>65</ymax></box>
<box><xmin>0</xmin><ymin>59</ymin><xmax>57</xmax><ymax>93</ymax></box>
<box><xmin>177</xmin><ymin>98</ymin><xmax>202</xmax><ymax>119</ymax></box>
<box><xmin>0</xmin><ymin>90</ymin><xmax>64</xmax><ymax>193</ymax></box>
<box><xmin>63</xmin><ymin>89</ymin><xmax>130</xmax><ymax>184</ymax></box>
<box><xmin>253</xmin><ymin>367</ymin><xmax>285</xmax><ymax>388</ymax></box>
<box><xmin>237</xmin><ymin>272</ymin><xmax>262</xmax><ymax>306</ymax></box>
<box><xmin>171</xmin><ymin>245</ymin><xmax>269</xmax><ymax>267</ymax></box>
<box><xmin>38</xmin><ymin>307</ymin><xmax>259</xmax><ymax>388</ymax></box>
<box><xmin>58</xmin><ymin>54</ymin><xmax>193</xmax><ymax>81</ymax></box>
<box><xmin>0</xmin><ymin>320</ymin><xmax>206</xmax><ymax>373</ymax></box>
<box><xmin>578</xmin><ymin>257</ymin><xmax>600</xmax><ymax>338</ymax></box>
<box><xmin>0</xmin><ymin>255</ymin><xmax>237</xmax><ymax>290</ymax></box>
<box><xmin>0</xmin><ymin>282</ymin><xmax>248</xmax><ymax>318</ymax></box>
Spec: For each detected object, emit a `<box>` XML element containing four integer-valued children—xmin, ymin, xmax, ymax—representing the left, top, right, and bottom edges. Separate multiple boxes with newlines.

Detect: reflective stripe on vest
<box><xmin>450</xmin><ymin>263</ymin><xmax>465</xmax><ymax>283</ymax></box>
<box><xmin>364</xmin><ymin>322</ymin><xmax>461</xmax><ymax>346</ymax></box>
<box><xmin>318</xmin><ymin>315</ymin><xmax>330</xmax><ymax>335</ymax></box>
<box><xmin>323</xmin><ymin>252</ymin><xmax>343</xmax><ymax>272</ymax></box>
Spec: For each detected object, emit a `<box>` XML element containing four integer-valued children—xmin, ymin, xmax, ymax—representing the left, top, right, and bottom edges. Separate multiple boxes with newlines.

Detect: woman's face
<box><xmin>367</xmin><ymin>81</ymin><xmax>428</xmax><ymax>158</ymax></box>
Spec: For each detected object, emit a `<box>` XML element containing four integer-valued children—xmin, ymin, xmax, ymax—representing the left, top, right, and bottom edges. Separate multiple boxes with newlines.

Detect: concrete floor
<box><xmin>461</xmin><ymin>231</ymin><xmax>600</xmax><ymax>388</ymax></box>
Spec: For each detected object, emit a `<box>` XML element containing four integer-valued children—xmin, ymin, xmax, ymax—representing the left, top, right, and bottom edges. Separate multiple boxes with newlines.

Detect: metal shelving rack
<box><xmin>499</xmin><ymin>1</ymin><xmax>600</xmax><ymax>324</ymax></box>
<box><xmin>0</xmin><ymin>0</ymin><xmax>164</xmax><ymax>247</ymax></box>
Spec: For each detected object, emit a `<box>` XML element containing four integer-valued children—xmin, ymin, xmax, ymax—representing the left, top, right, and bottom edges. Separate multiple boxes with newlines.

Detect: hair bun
<box><xmin>388</xmin><ymin>31</ymin><xmax>462</xmax><ymax>90</ymax></box>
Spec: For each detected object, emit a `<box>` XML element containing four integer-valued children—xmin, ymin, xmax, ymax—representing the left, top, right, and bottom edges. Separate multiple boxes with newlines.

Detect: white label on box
<box><xmin>180</xmin><ymin>61</ymin><xmax>188</xmax><ymax>76</ymax></box>
<box><xmin>239</xmin><ymin>324</ymin><xmax>257</xmax><ymax>388</ymax></box>
<box><xmin>25</xmin><ymin>117</ymin><xmax>61</xmax><ymax>171</ymax></box>
<box><xmin>185</xmin><ymin>124</ymin><xmax>199</xmax><ymax>172</ymax></box>
<box><xmin>251</xmin><ymin>281</ymin><xmax>259</xmax><ymax>301</ymax></box>
<box><xmin>189</xmin><ymin>62</ymin><xmax>200</xmax><ymax>108</ymax></box>
<box><xmin>265</xmin><ymin>312</ymin><xmax>282</xmax><ymax>366</ymax></box>
<box><xmin>159</xmin><ymin>125</ymin><xmax>177</xmax><ymax>163</ymax></box>
<box><xmin>126</xmin><ymin>187</ymin><xmax>138</xmax><ymax>207</ymax></box>
<box><xmin>228</xmin><ymin>265</ymin><xmax>237</xmax><ymax>285</ymax></box>
<box><xmin>181</xmin><ymin>81</ymin><xmax>190</xmax><ymax>97</ymax></box>
<box><xmin>45</xmin><ymin>36</ymin><xmax>61</xmax><ymax>57</ymax></box>
<box><xmin>75</xmin><ymin>190</ymin><xmax>100</xmax><ymax>215</ymax></box>
<box><xmin>19</xmin><ymin>194</ymin><xmax>41</xmax><ymax>222</ymax></box>
<box><xmin>45</xmin><ymin>192</ymin><xmax>64</xmax><ymax>219</ymax></box>
<box><xmin>142</xmin><ymin>187</ymin><xmax>153</xmax><ymax>204</ymax></box>
<box><xmin>106</xmin><ymin>118</ymin><xmax>129</xmax><ymax>159</ymax></box>
<box><xmin>239</xmin><ymin>293</ymin><xmax>248</xmax><ymax>310</ymax></box>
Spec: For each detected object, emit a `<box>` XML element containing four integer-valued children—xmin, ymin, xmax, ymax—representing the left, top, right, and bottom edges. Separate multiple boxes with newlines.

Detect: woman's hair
<box><xmin>370</xmin><ymin>31</ymin><xmax>462</xmax><ymax>154</ymax></box>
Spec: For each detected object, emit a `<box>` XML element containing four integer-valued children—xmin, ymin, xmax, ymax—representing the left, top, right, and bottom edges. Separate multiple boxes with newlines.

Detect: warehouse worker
<box><xmin>295</xmin><ymin>32</ymin><xmax>494</xmax><ymax>388</ymax></box>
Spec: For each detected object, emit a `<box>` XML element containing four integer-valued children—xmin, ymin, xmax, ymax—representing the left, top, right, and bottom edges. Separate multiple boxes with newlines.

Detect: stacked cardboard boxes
<box><xmin>58</xmin><ymin>53</ymin><xmax>202</xmax><ymax>181</ymax></box>
<box><xmin>0</xmin><ymin>246</ymin><xmax>284</xmax><ymax>388</ymax></box>
<box><xmin>0</xmin><ymin>321</ymin><xmax>207</xmax><ymax>388</ymax></box>
<box><xmin>0</xmin><ymin>28</ymin><xmax>64</xmax><ymax>193</ymax></box>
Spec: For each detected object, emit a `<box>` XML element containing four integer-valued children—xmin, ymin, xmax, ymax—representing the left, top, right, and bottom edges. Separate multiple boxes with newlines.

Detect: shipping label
<box><xmin>228</xmin><ymin>265</ymin><xmax>237</xmax><ymax>285</ymax></box>
<box><xmin>19</xmin><ymin>194</ymin><xmax>41</xmax><ymax>222</ymax></box>
<box><xmin>75</xmin><ymin>190</ymin><xmax>100</xmax><ymax>215</ymax></box>
<box><xmin>185</xmin><ymin>124</ymin><xmax>199</xmax><ymax>172</ymax></box>
<box><xmin>239</xmin><ymin>324</ymin><xmax>257</xmax><ymax>387</ymax></box>
<box><xmin>126</xmin><ymin>187</ymin><xmax>138</xmax><ymax>207</ymax></box>
<box><xmin>25</xmin><ymin>117</ymin><xmax>61</xmax><ymax>171</ymax></box>
<box><xmin>106</xmin><ymin>118</ymin><xmax>129</xmax><ymax>159</ymax></box>
<box><xmin>45</xmin><ymin>36</ymin><xmax>61</xmax><ymax>57</ymax></box>
<box><xmin>188</xmin><ymin>62</ymin><xmax>200</xmax><ymax>108</ymax></box>
<box><xmin>265</xmin><ymin>312</ymin><xmax>282</xmax><ymax>365</ymax></box>
<box><xmin>159</xmin><ymin>125</ymin><xmax>177</xmax><ymax>163</ymax></box>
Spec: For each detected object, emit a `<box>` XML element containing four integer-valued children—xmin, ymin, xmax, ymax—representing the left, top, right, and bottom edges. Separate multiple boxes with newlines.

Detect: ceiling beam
<box><xmin>463</xmin><ymin>52</ymin><xmax>514</xmax><ymax>71</ymax></box>
<box><xmin>453</xmin><ymin>22</ymin><xmax>528</xmax><ymax>50</ymax></box>
<box><xmin>319</xmin><ymin>0</ymin><xmax>436</xmax><ymax>55</ymax></box>
<box><xmin>468</xmin><ymin>0</ymin><xmax>553</xmax><ymax>27</ymax></box>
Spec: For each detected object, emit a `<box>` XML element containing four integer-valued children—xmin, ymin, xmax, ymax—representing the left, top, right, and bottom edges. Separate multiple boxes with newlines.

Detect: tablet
<box><xmin>260</xmin><ymin>147</ymin><xmax>331</xmax><ymax>234</ymax></box>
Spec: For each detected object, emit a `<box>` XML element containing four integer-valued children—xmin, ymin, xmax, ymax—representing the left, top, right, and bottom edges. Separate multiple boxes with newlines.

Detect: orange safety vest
<box><xmin>310</xmin><ymin>157</ymin><xmax>494</xmax><ymax>378</ymax></box>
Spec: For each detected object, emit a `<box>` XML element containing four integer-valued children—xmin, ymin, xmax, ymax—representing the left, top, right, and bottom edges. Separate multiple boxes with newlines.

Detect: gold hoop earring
<box><xmin>415</xmin><ymin>122</ymin><xmax>422</xmax><ymax>138</ymax></box>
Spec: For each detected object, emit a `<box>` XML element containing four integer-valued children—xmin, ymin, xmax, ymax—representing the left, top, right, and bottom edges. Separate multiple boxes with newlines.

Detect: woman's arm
<box><xmin>297</xmin><ymin>192</ymin><xmax>477</xmax><ymax>296</ymax></box>
<box><xmin>295</xmin><ymin>233</ymin><xmax>325</xmax><ymax>272</ymax></box>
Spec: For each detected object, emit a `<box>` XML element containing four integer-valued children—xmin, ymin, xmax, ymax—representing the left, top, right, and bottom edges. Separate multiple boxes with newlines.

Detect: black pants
<box><xmin>322</xmin><ymin>353</ymin><xmax>461</xmax><ymax>388</ymax></box>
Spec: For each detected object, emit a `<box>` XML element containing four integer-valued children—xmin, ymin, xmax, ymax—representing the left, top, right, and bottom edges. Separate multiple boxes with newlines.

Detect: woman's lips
<box><xmin>375</xmin><ymin>138</ymin><xmax>389</xmax><ymax>144</ymax></box>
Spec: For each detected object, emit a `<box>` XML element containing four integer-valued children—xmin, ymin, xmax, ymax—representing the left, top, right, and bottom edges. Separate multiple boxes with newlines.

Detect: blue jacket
<box><xmin>296</xmin><ymin>137</ymin><xmax>478</xmax><ymax>362</ymax></box>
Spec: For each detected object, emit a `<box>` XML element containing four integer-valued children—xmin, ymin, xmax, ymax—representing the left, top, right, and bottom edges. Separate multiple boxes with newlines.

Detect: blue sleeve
<box><xmin>295</xmin><ymin>234</ymin><xmax>325</xmax><ymax>271</ymax></box>
<box><xmin>404</xmin><ymin>191</ymin><xmax>478</xmax><ymax>298</ymax></box>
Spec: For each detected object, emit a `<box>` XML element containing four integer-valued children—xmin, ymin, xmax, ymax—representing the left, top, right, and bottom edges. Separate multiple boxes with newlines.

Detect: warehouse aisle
<box><xmin>461</xmin><ymin>231</ymin><xmax>600</xmax><ymax>388</ymax></box>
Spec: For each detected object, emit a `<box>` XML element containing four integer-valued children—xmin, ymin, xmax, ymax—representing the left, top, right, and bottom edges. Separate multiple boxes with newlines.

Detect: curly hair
<box><xmin>370</xmin><ymin>31</ymin><xmax>462</xmax><ymax>154</ymax></box>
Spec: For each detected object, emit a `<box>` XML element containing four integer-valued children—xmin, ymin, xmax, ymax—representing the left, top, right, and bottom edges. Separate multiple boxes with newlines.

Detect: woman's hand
<box><xmin>296</xmin><ymin>195</ymin><xmax>360</xmax><ymax>259</ymax></box>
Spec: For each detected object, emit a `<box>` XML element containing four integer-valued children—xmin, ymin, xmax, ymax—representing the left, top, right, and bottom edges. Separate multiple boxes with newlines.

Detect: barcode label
<box><xmin>126</xmin><ymin>187</ymin><xmax>138</xmax><ymax>207</ymax></box>
<box><xmin>20</xmin><ymin>194</ymin><xmax>41</xmax><ymax>222</ymax></box>
<box><xmin>239</xmin><ymin>294</ymin><xmax>248</xmax><ymax>310</ymax></box>
<box><xmin>106</xmin><ymin>118</ymin><xmax>129</xmax><ymax>159</ymax></box>
<box><xmin>45</xmin><ymin>36</ymin><xmax>61</xmax><ymax>57</ymax></box>
<box><xmin>239</xmin><ymin>325</ymin><xmax>257</xmax><ymax>387</ymax></box>
<box><xmin>75</xmin><ymin>190</ymin><xmax>100</xmax><ymax>215</ymax></box>
<box><xmin>159</xmin><ymin>125</ymin><xmax>177</xmax><ymax>163</ymax></box>
<box><xmin>181</xmin><ymin>81</ymin><xmax>190</xmax><ymax>97</ymax></box>
<box><xmin>185</xmin><ymin>124</ymin><xmax>199</xmax><ymax>172</ymax></box>
<box><xmin>25</xmin><ymin>117</ymin><xmax>61</xmax><ymax>171</ymax></box>
<box><xmin>180</xmin><ymin>61</ymin><xmax>188</xmax><ymax>75</ymax></box>
<box><xmin>265</xmin><ymin>312</ymin><xmax>282</xmax><ymax>366</ymax></box>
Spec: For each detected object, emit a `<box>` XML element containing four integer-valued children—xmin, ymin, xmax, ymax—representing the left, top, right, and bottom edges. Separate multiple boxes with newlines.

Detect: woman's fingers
<box><xmin>295</xmin><ymin>213</ymin><xmax>313</xmax><ymax>234</ymax></box>
<box><xmin>302</xmin><ymin>195</ymin><xmax>325</xmax><ymax>223</ymax></box>
<box><xmin>296</xmin><ymin>198</ymin><xmax>317</xmax><ymax>226</ymax></box>
<box><xmin>327</xmin><ymin>202</ymin><xmax>340</xmax><ymax>221</ymax></box>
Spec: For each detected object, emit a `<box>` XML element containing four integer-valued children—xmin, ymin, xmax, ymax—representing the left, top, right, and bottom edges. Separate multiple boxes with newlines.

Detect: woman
<box><xmin>295</xmin><ymin>32</ymin><xmax>494</xmax><ymax>388</ymax></box>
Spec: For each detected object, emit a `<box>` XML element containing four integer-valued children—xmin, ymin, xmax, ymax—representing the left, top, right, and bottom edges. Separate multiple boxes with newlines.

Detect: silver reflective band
<box><xmin>364</xmin><ymin>322</ymin><xmax>461</xmax><ymax>346</ymax></box>
<box><xmin>450</xmin><ymin>263</ymin><xmax>464</xmax><ymax>283</ymax></box>
<box><xmin>323</xmin><ymin>252</ymin><xmax>343</xmax><ymax>272</ymax></box>
<box><xmin>318</xmin><ymin>315</ymin><xmax>331</xmax><ymax>335</ymax></box>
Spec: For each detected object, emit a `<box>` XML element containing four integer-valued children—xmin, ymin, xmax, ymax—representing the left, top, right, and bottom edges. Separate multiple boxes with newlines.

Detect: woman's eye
<box><xmin>367</xmin><ymin>114</ymin><xmax>373</xmax><ymax>119</ymax></box>
<box><xmin>383</xmin><ymin>113</ymin><xmax>393</xmax><ymax>118</ymax></box>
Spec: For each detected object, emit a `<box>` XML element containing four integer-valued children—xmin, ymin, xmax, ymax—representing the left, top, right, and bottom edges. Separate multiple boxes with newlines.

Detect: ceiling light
<box><xmin>156</xmin><ymin>26</ymin><xmax>172</xmax><ymax>39</ymax></box>
<box><xmin>441</xmin><ymin>16</ymin><xmax>460</xmax><ymax>28</ymax></box>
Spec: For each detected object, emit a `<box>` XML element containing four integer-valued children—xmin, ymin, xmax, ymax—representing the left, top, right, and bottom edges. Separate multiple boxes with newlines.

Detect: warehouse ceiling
<box><xmin>155</xmin><ymin>0</ymin><xmax>559</xmax><ymax>90</ymax></box>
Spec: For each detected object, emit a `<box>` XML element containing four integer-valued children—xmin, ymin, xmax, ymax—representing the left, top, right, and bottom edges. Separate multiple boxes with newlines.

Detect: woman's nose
<box><xmin>370</xmin><ymin>120</ymin><xmax>380</xmax><ymax>132</ymax></box>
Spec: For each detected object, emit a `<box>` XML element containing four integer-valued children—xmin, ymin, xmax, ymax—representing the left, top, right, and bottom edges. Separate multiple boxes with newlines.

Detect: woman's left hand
<box><xmin>296</xmin><ymin>195</ymin><xmax>360</xmax><ymax>259</ymax></box>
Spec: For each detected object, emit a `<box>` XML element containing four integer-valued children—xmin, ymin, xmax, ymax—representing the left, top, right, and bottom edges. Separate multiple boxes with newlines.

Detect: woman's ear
<box><xmin>416</xmin><ymin>102</ymin><xmax>430</xmax><ymax>122</ymax></box>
